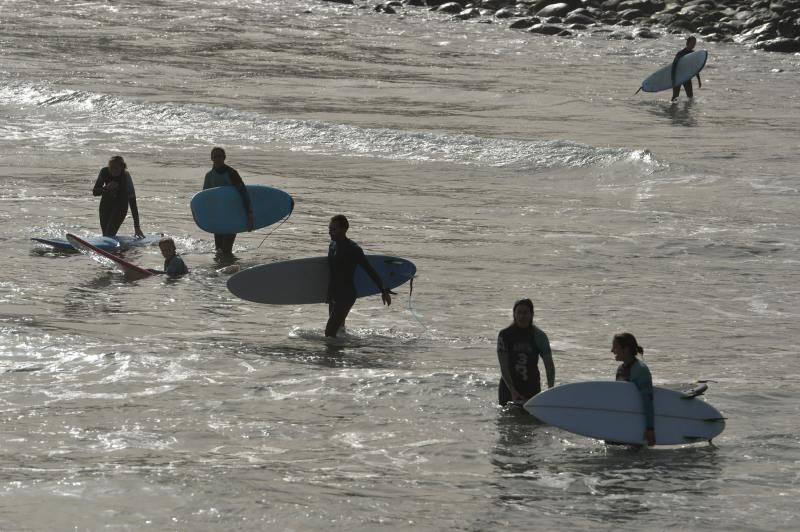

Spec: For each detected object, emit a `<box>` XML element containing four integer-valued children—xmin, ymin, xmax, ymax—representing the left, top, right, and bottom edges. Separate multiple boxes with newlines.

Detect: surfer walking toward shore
<box><xmin>203</xmin><ymin>147</ymin><xmax>254</xmax><ymax>257</ymax></box>
<box><xmin>612</xmin><ymin>332</ymin><xmax>656</xmax><ymax>446</ymax></box>
<box><xmin>92</xmin><ymin>155</ymin><xmax>145</xmax><ymax>238</ymax></box>
<box><xmin>325</xmin><ymin>214</ymin><xmax>392</xmax><ymax>337</ymax></box>
<box><xmin>671</xmin><ymin>36</ymin><xmax>702</xmax><ymax>101</ymax></box>
<box><xmin>496</xmin><ymin>298</ymin><xmax>555</xmax><ymax>406</ymax></box>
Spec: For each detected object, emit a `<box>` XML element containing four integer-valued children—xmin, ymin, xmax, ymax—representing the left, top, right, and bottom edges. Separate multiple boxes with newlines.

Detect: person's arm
<box><xmin>537</xmin><ymin>331</ymin><xmax>556</xmax><ymax>388</ymax></box>
<box><xmin>165</xmin><ymin>256</ymin><xmax>188</xmax><ymax>277</ymax></box>
<box><xmin>202</xmin><ymin>171</ymin><xmax>212</xmax><ymax>190</ymax></box>
<box><xmin>497</xmin><ymin>333</ymin><xmax>523</xmax><ymax>403</ymax></box>
<box><xmin>126</xmin><ymin>174</ymin><xmax>144</xmax><ymax>237</ymax></box>
<box><xmin>631</xmin><ymin>364</ymin><xmax>656</xmax><ymax>445</ymax></box>
<box><xmin>228</xmin><ymin>167</ymin><xmax>254</xmax><ymax>230</ymax></box>
<box><xmin>92</xmin><ymin>169</ymin><xmax>105</xmax><ymax>196</ymax></box>
<box><xmin>696</xmin><ymin>72</ymin><xmax>702</xmax><ymax>88</ymax></box>
<box><xmin>355</xmin><ymin>246</ymin><xmax>392</xmax><ymax>305</ymax></box>
<box><xmin>670</xmin><ymin>51</ymin><xmax>682</xmax><ymax>86</ymax></box>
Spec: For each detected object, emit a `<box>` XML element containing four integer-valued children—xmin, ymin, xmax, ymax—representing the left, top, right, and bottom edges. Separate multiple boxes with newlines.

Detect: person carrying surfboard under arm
<box><xmin>203</xmin><ymin>147</ymin><xmax>254</xmax><ymax>257</ymax></box>
<box><xmin>325</xmin><ymin>214</ymin><xmax>393</xmax><ymax>337</ymax></box>
<box><xmin>671</xmin><ymin>36</ymin><xmax>702</xmax><ymax>102</ymax></box>
<box><xmin>146</xmin><ymin>237</ymin><xmax>189</xmax><ymax>277</ymax></box>
<box><xmin>612</xmin><ymin>332</ymin><xmax>656</xmax><ymax>446</ymax></box>
<box><xmin>496</xmin><ymin>298</ymin><xmax>555</xmax><ymax>406</ymax></box>
<box><xmin>92</xmin><ymin>155</ymin><xmax>145</xmax><ymax>238</ymax></box>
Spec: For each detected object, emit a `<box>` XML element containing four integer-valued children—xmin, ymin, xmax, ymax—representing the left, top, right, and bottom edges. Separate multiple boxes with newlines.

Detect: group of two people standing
<box><xmin>91</xmin><ymin>147</ymin><xmax>392</xmax><ymax>336</ymax></box>
<box><xmin>496</xmin><ymin>299</ymin><xmax>656</xmax><ymax>446</ymax></box>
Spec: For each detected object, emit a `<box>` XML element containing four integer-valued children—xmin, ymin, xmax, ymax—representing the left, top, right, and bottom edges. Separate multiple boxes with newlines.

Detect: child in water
<box><xmin>148</xmin><ymin>237</ymin><xmax>189</xmax><ymax>277</ymax></box>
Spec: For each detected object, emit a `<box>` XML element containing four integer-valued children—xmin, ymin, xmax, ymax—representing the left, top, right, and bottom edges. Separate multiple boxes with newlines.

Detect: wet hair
<box><xmin>686</xmin><ymin>35</ymin><xmax>696</xmax><ymax>45</ymax></box>
<box><xmin>108</xmin><ymin>155</ymin><xmax>127</xmax><ymax>170</ymax></box>
<box><xmin>210</xmin><ymin>147</ymin><xmax>226</xmax><ymax>159</ymax></box>
<box><xmin>614</xmin><ymin>332</ymin><xmax>644</xmax><ymax>357</ymax></box>
<box><xmin>329</xmin><ymin>214</ymin><xmax>349</xmax><ymax>231</ymax></box>
<box><xmin>159</xmin><ymin>237</ymin><xmax>176</xmax><ymax>249</ymax></box>
<box><xmin>511</xmin><ymin>298</ymin><xmax>534</xmax><ymax>326</ymax></box>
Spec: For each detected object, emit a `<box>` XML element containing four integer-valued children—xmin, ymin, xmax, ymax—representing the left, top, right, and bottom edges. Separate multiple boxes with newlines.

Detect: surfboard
<box><xmin>32</xmin><ymin>236</ymin><xmax>121</xmax><ymax>252</ymax></box>
<box><xmin>227</xmin><ymin>255</ymin><xmax>416</xmax><ymax>305</ymax></box>
<box><xmin>65</xmin><ymin>233</ymin><xmax>153</xmax><ymax>281</ymax></box>
<box><xmin>524</xmin><ymin>381</ymin><xmax>725</xmax><ymax>445</ymax></box>
<box><xmin>190</xmin><ymin>184</ymin><xmax>294</xmax><ymax>234</ymax></box>
<box><xmin>639</xmin><ymin>50</ymin><xmax>708</xmax><ymax>93</ymax></box>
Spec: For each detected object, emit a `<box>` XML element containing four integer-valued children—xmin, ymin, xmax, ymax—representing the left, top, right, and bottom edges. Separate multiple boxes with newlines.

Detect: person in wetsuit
<box><xmin>497</xmin><ymin>298</ymin><xmax>555</xmax><ymax>406</ymax></box>
<box><xmin>325</xmin><ymin>214</ymin><xmax>392</xmax><ymax>337</ymax></box>
<box><xmin>203</xmin><ymin>147</ymin><xmax>254</xmax><ymax>257</ymax></box>
<box><xmin>147</xmin><ymin>237</ymin><xmax>189</xmax><ymax>277</ymax></box>
<box><xmin>612</xmin><ymin>332</ymin><xmax>656</xmax><ymax>446</ymax></box>
<box><xmin>671</xmin><ymin>35</ymin><xmax>702</xmax><ymax>102</ymax></box>
<box><xmin>92</xmin><ymin>155</ymin><xmax>144</xmax><ymax>238</ymax></box>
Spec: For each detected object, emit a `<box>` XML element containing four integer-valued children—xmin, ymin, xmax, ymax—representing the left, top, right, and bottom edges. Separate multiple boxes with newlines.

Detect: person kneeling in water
<box><xmin>148</xmin><ymin>237</ymin><xmax>189</xmax><ymax>277</ymax></box>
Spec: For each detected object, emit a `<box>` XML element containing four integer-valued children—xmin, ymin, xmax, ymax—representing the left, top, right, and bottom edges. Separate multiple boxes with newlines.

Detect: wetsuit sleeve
<box><xmin>228</xmin><ymin>167</ymin><xmax>252</xmax><ymax>213</ymax></box>
<box><xmin>671</xmin><ymin>48</ymin><xmax>690</xmax><ymax>85</ymax></box>
<box><xmin>355</xmin><ymin>245</ymin><xmax>384</xmax><ymax>291</ymax></box>
<box><xmin>497</xmin><ymin>332</ymin><xmax>517</xmax><ymax>397</ymax></box>
<box><xmin>93</xmin><ymin>169</ymin><xmax>106</xmax><ymax>196</ymax></box>
<box><xmin>537</xmin><ymin>331</ymin><xmax>556</xmax><ymax>388</ymax></box>
<box><xmin>203</xmin><ymin>171</ymin><xmax>212</xmax><ymax>190</ymax></box>
<box><xmin>630</xmin><ymin>363</ymin><xmax>655</xmax><ymax>429</ymax></box>
<box><xmin>165</xmin><ymin>256</ymin><xmax>188</xmax><ymax>277</ymax></box>
<box><xmin>126</xmin><ymin>174</ymin><xmax>141</xmax><ymax>228</ymax></box>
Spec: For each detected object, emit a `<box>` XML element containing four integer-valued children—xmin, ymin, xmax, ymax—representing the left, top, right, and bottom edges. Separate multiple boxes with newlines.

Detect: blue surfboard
<box><xmin>639</xmin><ymin>50</ymin><xmax>707</xmax><ymax>93</ymax></box>
<box><xmin>227</xmin><ymin>255</ymin><xmax>417</xmax><ymax>305</ymax></box>
<box><xmin>190</xmin><ymin>185</ymin><xmax>294</xmax><ymax>234</ymax></box>
<box><xmin>32</xmin><ymin>236</ymin><xmax>121</xmax><ymax>252</ymax></box>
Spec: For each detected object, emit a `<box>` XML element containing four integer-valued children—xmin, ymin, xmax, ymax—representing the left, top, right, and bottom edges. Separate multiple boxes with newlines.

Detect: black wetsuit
<box><xmin>671</xmin><ymin>47</ymin><xmax>700</xmax><ymax>100</ymax></box>
<box><xmin>325</xmin><ymin>238</ymin><xmax>384</xmax><ymax>337</ymax></box>
<box><xmin>92</xmin><ymin>168</ymin><xmax>141</xmax><ymax>237</ymax></box>
<box><xmin>202</xmin><ymin>164</ymin><xmax>251</xmax><ymax>256</ymax></box>
<box><xmin>496</xmin><ymin>324</ymin><xmax>555</xmax><ymax>405</ymax></box>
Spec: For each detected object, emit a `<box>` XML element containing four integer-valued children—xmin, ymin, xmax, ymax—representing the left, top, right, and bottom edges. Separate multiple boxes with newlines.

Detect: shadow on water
<box><xmin>633</xmin><ymin>98</ymin><xmax>698</xmax><ymax>127</ymax></box>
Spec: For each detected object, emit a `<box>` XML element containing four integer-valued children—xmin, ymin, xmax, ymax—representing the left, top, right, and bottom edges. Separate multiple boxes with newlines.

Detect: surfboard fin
<box><xmin>702</xmin><ymin>417</ymin><xmax>726</xmax><ymax>423</ymax></box>
<box><xmin>681</xmin><ymin>383</ymin><xmax>708</xmax><ymax>398</ymax></box>
<box><xmin>634</xmin><ymin>87</ymin><xmax>642</xmax><ymax>95</ymax></box>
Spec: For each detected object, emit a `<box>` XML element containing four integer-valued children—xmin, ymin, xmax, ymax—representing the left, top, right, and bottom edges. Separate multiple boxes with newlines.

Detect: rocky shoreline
<box><xmin>325</xmin><ymin>0</ymin><xmax>800</xmax><ymax>54</ymax></box>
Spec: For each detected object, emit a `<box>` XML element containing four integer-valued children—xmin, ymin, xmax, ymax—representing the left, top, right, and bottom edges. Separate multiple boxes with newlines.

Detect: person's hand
<box><xmin>146</xmin><ymin>268</ymin><xmax>159</xmax><ymax>274</ymax></box>
<box><xmin>698</xmin><ymin>80</ymin><xmax>702</xmax><ymax>89</ymax></box>
<box><xmin>134</xmin><ymin>225</ymin><xmax>144</xmax><ymax>238</ymax></box>
<box><xmin>380</xmin><ymin>288</ymin><xmax>395</xmax><ymax>306</ymax></box>
<box><xmin>247</xmin><ymin>211</ymin><xmax>254</xmax><ymax>232</ymax></box>
<box><xmin>644</xmin><ymin>428</ymin><xmax>656</xmax><ymax>446</ymax></box>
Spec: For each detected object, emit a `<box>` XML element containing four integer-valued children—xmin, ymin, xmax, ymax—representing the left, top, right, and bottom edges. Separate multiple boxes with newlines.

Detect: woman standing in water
<box><xmin>612</xmin><ymin>332</ymin><xmax>656</xmax><ymax>446</ymax></box>
<box><xmin>496</xmin><ymin>298</ymin><xmax>555</xmax><ymax>406</ymax></box>
<box><xmin>92</xmin><ymin>155</ymin><xmax>144</xmax><ymax>238</ymax></box>
<box><xmin>202</xmin><ymin>147</ymin><xmax>253</xmax><ymax>257</ymax></box>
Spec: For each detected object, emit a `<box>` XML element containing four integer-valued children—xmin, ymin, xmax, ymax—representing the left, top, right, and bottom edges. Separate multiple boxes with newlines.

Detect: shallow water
<box><xmin>1</xmin><ymin>1</ymin><xmax>800</xmax><ymax>530</ymax></box>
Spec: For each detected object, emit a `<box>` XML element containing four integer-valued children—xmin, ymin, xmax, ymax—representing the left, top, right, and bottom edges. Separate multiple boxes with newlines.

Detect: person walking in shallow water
<box><xmin>496</xmin><ymin>298</ymin><xmax>555</xmax><ymax>406</ymax></box>
<box><xmin>92</xmin><ymin>155</ymin><xmax>144</xmax><ymax>238</ymax></box>
<box><xmin>612</xmin><ymin>332</ymin><xmax>656</xmax><ymax>446</ymax></box>
<box><xmin>671</xmin><ymin>36</ymin><xmax>702</xmax><ymax>102</ymax></box>
<box><xmin>325</xmin><ymin>214</ymin><xmax>392</xmax><ymax>337</ymax></box>
<box><xmin>202</xmin><ymin>147</ymin><xmax>253</xmax><ymax>257</ymax></box>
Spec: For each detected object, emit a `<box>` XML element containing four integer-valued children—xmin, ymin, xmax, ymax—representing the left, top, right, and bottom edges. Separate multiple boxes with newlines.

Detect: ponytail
<box><xmin>614</xmin><ymin>332</ymin><xmax>644</xmax><ymax>357</ymax></box>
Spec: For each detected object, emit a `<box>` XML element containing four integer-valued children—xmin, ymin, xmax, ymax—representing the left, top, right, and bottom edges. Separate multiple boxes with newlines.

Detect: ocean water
<box><xmin>1</xmin><ymin>1</ymin><xmax>799</xmax><ymax>530</ymax></box>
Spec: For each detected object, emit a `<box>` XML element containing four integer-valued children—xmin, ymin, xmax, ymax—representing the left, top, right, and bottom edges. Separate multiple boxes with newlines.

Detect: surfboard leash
<box><xmin>252</xmin><ymin>213</ymin><xmax>292</xmax><ymax>251</ymax></box>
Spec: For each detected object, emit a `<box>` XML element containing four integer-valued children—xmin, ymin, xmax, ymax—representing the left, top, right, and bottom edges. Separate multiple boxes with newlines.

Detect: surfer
<box><xmin>92</xmin><ymin>155</ymin><xmax>144</xmax><ymax>238</ymax></box>
<box><xmin>612</xmin><ymin>332</ymin><xmax>655</xmax><ymax>446</ymax></box>
<box><xmin>325</xmin><ymin>214</ymin><xmax>392</xmax><ymax>337</ymax></box>
<box><xmin>671</xmin><ymin>36</ymin><xmax>702</xmax><ymax>102</ymax></box>
<box><xmin>147</xmin><ymin>237</ymin><xmax>189</xmax><ymax>277</ymax></box>
<box><xmin>202</xmin><ymin>147</ymin><xmax>254</xmax><ymax>257</ymax></box>
<box><xmin>496</xmin><ymin>298</ymin><xmax>555</xmax><ymax>406</ymax></box>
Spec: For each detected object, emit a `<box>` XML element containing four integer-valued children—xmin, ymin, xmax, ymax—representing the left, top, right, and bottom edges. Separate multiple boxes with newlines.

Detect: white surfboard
<box><xmin>639</xmin><ymin>50</ymin><xmax>707</xmax><ymax>93</ymax></box>
<box><xmin>524</xmin><ymin>381</ymin><xmax>725</xmax><ymax>445</ymax></box>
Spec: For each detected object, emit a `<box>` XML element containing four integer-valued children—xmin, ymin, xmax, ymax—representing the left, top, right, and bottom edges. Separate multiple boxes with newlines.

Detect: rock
<box><xmin>618</xmin><ymin>0</ymin><xmax>666</xmax><ymax>15</ymax></box>
<box><xmin>322</xmin><ymin>0</ymin><xmax>354</xmax><ymax>4</ymax></box>
<box><xmin>618</xmin><ymin>8</ymin><xmax>645</xmax><ymax>20</ymax></box>
<box><xmin>755</xmin><ymin>36</ymin><xmax>800</xmax><ymax>51</ymax></box>
<box><xmin>509</xmin><ymin>16</ymin><xmax>540</xmax><ymax>28</ymax></box>
<box><xmin>633</xmin><ymin>27</ymin><xmax>660</xmax><ymax>38</ymax></box>
<box><xmin>426</xmin><ymin>0</ymin><xmax>455</xmax><ymax>7</ymax></box>
<box><xmin>454</xmin><ymin>7</ymin><xmax>481</xmax><ymax>18</ymax></box>
<box><xmin>528</xmin><ymin>23</ymin><xmax>565</xmax><ymax>34</ymax></box>
<box><xmin>536</xmin><ymin>3</ymin><xmax>571</xmax><ymax>17</ymax></box>
<box><xmin>564</xmin><ymin>13</ymin><xmax>596</xmax><ymax>24</ymax></box>
<box><xmin>437</xmin><ymin>2</ymin><xmax>465</xmax><ymax>13</ymax></box>
<box><xmin>494</xmin><ymin>7</ymin><xmax>519</xmax><ymax>18</ymax></box>
<box><xmin>607</xmin><ymin>30</ymin><xmax>634</xmax><ymax>39</ymax></box>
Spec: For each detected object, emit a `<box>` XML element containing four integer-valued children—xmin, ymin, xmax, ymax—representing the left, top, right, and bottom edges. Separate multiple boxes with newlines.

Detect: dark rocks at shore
<box><xmin>361</xmin><ymin>0</ymin><xmax>800</xmax><ymax>54</ymax></box>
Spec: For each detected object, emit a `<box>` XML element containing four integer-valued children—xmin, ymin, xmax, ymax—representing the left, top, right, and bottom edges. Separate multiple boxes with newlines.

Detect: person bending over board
<box><xmin>325</xmin><ymin>214</ymin><xmax>392</xmax><ymax>337</ymax></box>
<box><xmin>671</xmin><ymin>36</ymin><xmax>701</xmax><ymax>102</ymax></box>
<box><xmin>203</xmin><ymin>147</ymin><xmax>253</xmax><ymax>257</ymax></box>
<box><xmin>92</xmin><ymin>155</ymin><xmax>145</xmax><ymax>238</ymax></box>
<box><xmin>496</xmin><ymin>298</ymin><xmax>555</xmax><ymax>406</ymax></box>
<box><xmin>147</xmin><ymin>237</ymin><xmax>189</xmax><ymax>277</ymax></box>
<box><xmin>612</xmin><ymin>332</ymin><xmax>655</xmax><ymax>446</ymax></box>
